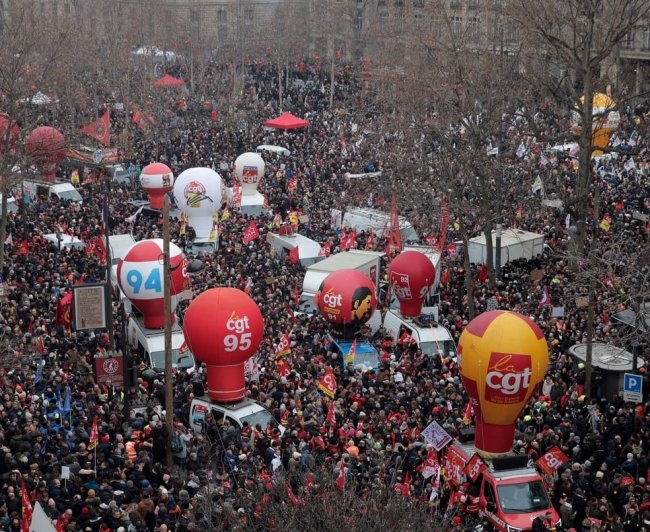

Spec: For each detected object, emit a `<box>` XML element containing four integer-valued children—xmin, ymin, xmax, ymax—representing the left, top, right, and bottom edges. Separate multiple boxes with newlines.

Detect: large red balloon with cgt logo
<box><xmin>314</xmin><ymin>269</ymin><xmax>377</xmax><ymax>338</ymax></box>
<box><xmin>25</xmin><ymin>126</ymin><xmax>65</xmax><ymax>182</ymax></box>
<box><xmin>388</xmin><ymin>251</ymin><xmax>435</xmax><ymax>317</ymax></box>
<box><xmin>183</xmin><ymin>288</ymin><xmax>264</xmax><ymax>403</ymax></box>
<box><xmin>459</xmin><ymin>311</ymin><xmax>548</xmax><ymax>459</ymax></box>
<box><xmin>140</xmin><ymin>162</ymin><xmax>174</xmax><ymax>210</ymax></box>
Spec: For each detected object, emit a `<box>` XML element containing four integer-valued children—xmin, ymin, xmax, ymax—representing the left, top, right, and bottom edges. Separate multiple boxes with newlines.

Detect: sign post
<box><xmin>623</xmin><ymin>373</ymin><xmax>643</xmax><ymax>403</ymax></box>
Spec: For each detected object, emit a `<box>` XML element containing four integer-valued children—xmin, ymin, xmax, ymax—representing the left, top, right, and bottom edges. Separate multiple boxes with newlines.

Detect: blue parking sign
<box><xmin>623</xmin><ymin>373</ymin><xmax>642</xmax><ymax>403</ymax></box>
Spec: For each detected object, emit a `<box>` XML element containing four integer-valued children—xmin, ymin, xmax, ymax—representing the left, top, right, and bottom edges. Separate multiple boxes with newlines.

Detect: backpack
<box><xmin>171</xmin><ymin>432</ymin><xmax>183</xmax><ymax>453</ymax></box>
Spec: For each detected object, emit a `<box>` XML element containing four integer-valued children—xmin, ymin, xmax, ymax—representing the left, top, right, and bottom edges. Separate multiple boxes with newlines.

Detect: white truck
<box><xmin>266</xmin><ymin>231</ymin><xmax>322</xmax><ymax>267</ymax></box>
<box><xmin>382</xmin><ymin>309</ymin><xmax>457</xmax><ymax>359</ymax></box>
<box><xmin>331</xmin><ymin>207</ymin><xmax>420</xmax><ymax>244</ymax></box>
<box><xmin>296</xmin><ymin>250</ymin><xmax>384</xmax><ymax>333</ymax></box>
<box><xmin>21</xmin><ymin>179</ymin><xmax>83</xmax><ymax>203</ymax></box>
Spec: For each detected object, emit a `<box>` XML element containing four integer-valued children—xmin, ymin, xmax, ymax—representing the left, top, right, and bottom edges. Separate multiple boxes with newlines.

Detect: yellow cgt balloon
<box><xmin>459</xmin><ymin>310</ymin><xmax>549</xmax><ymax>459</ymax></box>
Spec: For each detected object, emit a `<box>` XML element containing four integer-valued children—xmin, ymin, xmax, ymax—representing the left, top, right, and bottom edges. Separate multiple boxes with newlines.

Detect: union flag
<box><xmin>80</xmin><ymin>110</ymin><xmax>110</xmax><ymax>146</ymax></box>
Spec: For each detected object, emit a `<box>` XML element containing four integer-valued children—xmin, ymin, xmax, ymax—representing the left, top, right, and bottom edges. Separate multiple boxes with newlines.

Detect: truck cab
<box><xmin>328</xmin><ymin>336</ymin><xmax>381</xmax><ymax>372</ymax></box>
<box><xmin>127</xmin><ymin>314</ymin><xmax>196</xmax><ymax>374</ymax></box>
<box><xmin>22</xmin><ymin>179</ymin><xmax>83</xmax><ymax>203</ymax></box>
<box><xmin>443</xmin><ymin>440</ymin><xmax>560</xmax><ymax>531</ymax></box>
<box><xmin>189</xmin><ymin>397</ymin><xmax>284</xmax><ymax>436</ymax></box>
<box><xmin>383</xmin><ymin>308</ymin><xmax>457</xmax><ymax>358</ymax></box>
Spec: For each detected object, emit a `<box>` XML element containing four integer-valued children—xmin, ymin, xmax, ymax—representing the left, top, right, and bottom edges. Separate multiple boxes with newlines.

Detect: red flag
<box><xmin>336</xmin><ymin>460</ymin><xmax>346</xmax><ymax>491</ymax></box>
<box><xmin>20</xmin><ymin>474</ymin><xmax>32</xmax><ymax>532</ymax></box>
<box><xmin>318</xmin><ymin>368</ymin><xmax>337</xmax><ymax>398</ymax></box>
<box><xmin>421</xmin><ymin>448</ymin><xmax>439</xmax><ymax>479</ymax></box>
<box><xmin>319</xmin><ymin>242</ymin><xmax>331</xmax><ymax>257</ymax></box>
<box><xmin>365</xmin><ymin>229</ymin><xmax>374</xmax><ymax>250</ymax></box>
<box><xmin>55</xmin><ymin>516</ymin><xmax>65</xmax><ymax>532</ymax></box>
<box><xmin>463</xmin><ymin>453</ymin><xmax>488</xmax><ymax>483</ymax></box>
<box><xmin>35</xmin><ymin>336</ymin><xmax>45</xmax><ymax>355</ymax></box>
<box><xmin>87</xmin><ymin>416</ymin><xmax>99</xmax><ymax>450</ymax></box>
<box><xmin>535</xmin><ymin>446</ymin><xmax>569</xmax><ymax>476</ymax></box>
<box><xmin>86</xmin><ymin>236</ymin><xmax>107</xmax><ymax>264</ymax></box>
<box><xmin>326</xmin><ymin>401</ymin><xmax>336</xmax><ymax>426</ymax></box>
<box><xmin>401</xmin><ymin>471</ymin><xmax>411</xmax><ymax>498</ymax></box>
<box><xmin>274</xmin><ymin>332</ymin><xmax>292</xmax><ymax>358</ymax></box>
<box><xmin>287</xmin><ymin>176</ymin><xmax>298</xmax><ymax>192</ymax></box>
<box><xmin>263</xmin><ymin>194</ymin><xmax>269</xmax><ymax>210</ymax></box>
<box><xmin>285</xmin><ymin>484</ymin><xmax>300</xmax><ymax>506</ymax></box>
<box><xmin>56</xmin><ymin>292</ymin><xmax>73</xmax><ymax>328</ymax></box>
<box><xmin>339</xmin><ymin>229</ymin><xmax>349</xmax><ymax>251</ymax></box>
<box><xmin>463</xmin><ymin>403</ymin><xmax>473</xmax><ymax>425</ymax></box>
<box><xmin>276</xmin><ymin>358</ymin><xmax>291</xmax><ymax>377</ymax></box>
<box><xmin>441</xmin><ymin>269</ymin><xmax>450</xmax><ymax>286</ymax></box>
<box><xmin>288</xmin><ymin>246</ymin><xmax>299</xmax><ymax>264</ymax></box>
<box><xmin>348</xmin><ymin>230</ymin><xmax>357</xmax><ymax>250</ymax></box>
<box><xmin>242</xmin><ymin>221</ymin><xmax>260</xmax><ymax>244</ymax></box>
<box><xmin>478</xmin><ymin>263</ymin><xmax>488</xmax><ymax>283</ymax></box>
<box><xmin>81</xmin><ymin>110</ymin><xmax>110</xmax><ymax>146</ymax></box>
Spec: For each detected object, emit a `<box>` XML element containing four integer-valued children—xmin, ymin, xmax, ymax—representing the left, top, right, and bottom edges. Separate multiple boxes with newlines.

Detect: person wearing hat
<box><xmin>559</xmin><ymin>493</ymin><xmax>575</xmax><ymax>529</ymax></box>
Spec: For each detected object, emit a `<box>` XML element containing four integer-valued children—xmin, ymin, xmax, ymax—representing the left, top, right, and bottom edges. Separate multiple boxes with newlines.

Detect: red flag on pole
<box><xmin>20</xmin><ymin>474</ymin><xmax>32</xmax><ymax>532</ymax></box>
<box><xmin>421</xmin><ymin>448</ymin><xmax>439</xmax><ymax>479</ymax></box>
<box><xmin>539</xmin><ymin>286</ymin><xmax>551</xmax><ymax>307</ymax></box>
<box><xmin>87</xmin><ymin>416</ymin><xmax>99</xmax><ymax>450</ymax></box>
<box><xmin>274</xmin><ymin>332</ymin><xmax>292</xmax><ymax>358</ymax></box>
<box><xmin>401</xmin><ymin>471</ymin><xmax>411</xmax><ymax>498</ymax></box>
<box><xmin>56</xmin><ymin>291</ymin><xmax>73</xmax><ymax>328</ymax></box>
<box><xmin>326</xmin><ymin>401</ymin><xmax>336</xmax><ymax>426</ymax></box>
<box><xmin>242</xmin><ymin>221</ymin><xmax>260</xmax><ymax>244</ymax></box>
<box><xmin>80</xmin><ymin>110</ymin><xmax>110</xmax><ymax>146</ymax></box>
<box><xmin>365</xmin><ymin>228</ymin><xmax>374</xmax><ymax>250</ymax></box>
<box><xmin>318</xmin><ymin>368</ymin><xmax>337</xmax><ymax>398</ymax></box>
<box><xmin>389</xmin><ymin>193</ymin><xmax>402</xmax><ymax>253</ymax></box>
<box><xmin>285</xmin><ymin>483</ymin><xmax>300</xmax><ymax>506</ymax></box>
<box><xmin>288</xmin><ymin>246</ymin><xmax>299</xmax><ymax>264</ymax></box>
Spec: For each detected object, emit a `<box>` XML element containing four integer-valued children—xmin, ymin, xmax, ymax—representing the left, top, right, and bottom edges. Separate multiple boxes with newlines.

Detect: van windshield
<box><xmin>420</xmin><ymin>340</ymin><xmax>457</xmax><ymax>358</ymax></box>
<box><xmin>150</xmin><ymin>349</ymin><xmax>195</xmax><ymax>371</ymax></box>
<box><xmin>240</xmin><ymin>409</ymin><xmax>278</xmax><ymax>431</ymax></box>
<box><xmin>497</xmin><ymin>481</ymin><xmax>551</xmax><ymax>514</ymax></box>
<box><xmin>58</xmin><ymin>189</ymin><xmax>83</xmax><ymax>202</ymax></box>
<box><xmin>353</xmin><ymin>350</ymin><xmax>380</xmax><ymax>370</ymax></box>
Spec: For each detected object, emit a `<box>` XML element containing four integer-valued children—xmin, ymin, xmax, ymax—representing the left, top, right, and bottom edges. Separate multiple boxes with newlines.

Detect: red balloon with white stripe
<box><xmin>140</xmin><ymin>162</ymin><xmax>174</xmax><ymax>210</ymax></box>
<box><xmin>117</xmin><ymin>239</ymin><xmax>187</xmax><ymax>329</ymax></box>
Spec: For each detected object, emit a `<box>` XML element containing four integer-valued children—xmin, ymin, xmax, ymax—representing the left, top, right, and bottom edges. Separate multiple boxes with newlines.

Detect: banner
<box><xmin>55</xmin><ymin>292</ymin><xmax>73</xmax><ymax>328</ymax></box>
<box><xmin>94</xmin><ymin>353</ymin><xmax>124</xmax><ymax>389</ymax></box>
<box><xmin>80</xmin><ymin>110</ymin><xmax>110</xmax><ymax>146</ymax></box>
<box><xmin>274</xmin><ymin>332</ymin><xmax>291</xmax><ymax>358</ymax></box>
<box><xmin>535</xmin><ymin>446</ymin><xmax>569</xmax><ymax>477</ymax></box>
<box><xmin>242</xmin><ymin>221</ymin><xmax>260</xmax><ymax>244</ymax></box>
<box><xmin>463</xmin><ymin>453</ymin><xmax>488</xmax><ymax>483</ymax></box>
<box><xmin>85</xmin><ymin>236</ymin><xmax>107</xmax><ymax>263</ymax></box>
<box><xmin>87</xmin><ymin>416</ymin><xmax>99</xmax><ymax>450</ymax></box>
<box><xmin>318</xmin><ymin>368</ymin><xmax>337</xmax><ymax>398</ymax></box>
<box><xmin>288</xmin><ymin>246</ymin><xmax>299</xmax><ymax>264</ymax></box>
<box><xmin>345</xmin><ymin>339</ymin><xmax>357</xmax><ymax>365</ymax></box>
<box><xmin>442</xmin><ymin>444</ymin><xmax>468</xmax><ymax>486</ymax></box>
<box><xmin>421</xmin><ymin>420</ymin><xmax>452</xmax><ymax>451</ymax></box>
<box><xmin>421</xmin><ymin>448</ymin><xmax>439</xmax><ymax>479</ymax></box>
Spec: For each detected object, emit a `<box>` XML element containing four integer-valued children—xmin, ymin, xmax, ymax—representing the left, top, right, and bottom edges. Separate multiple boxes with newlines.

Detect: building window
<box><xmin>623</xmin><ymin>31</ymin><xmax>635</xmax><ymax>48</ymax></box>
<box><xmin>245</xmin><ymin>7</ymin><xmax>253</xmax><ymax>23</ymax></box>
<box><xmin>395</xmin><ymin>0</ymin><xmax>405</xmax><ymax>6</ymax></box>
<box><xmin>415</xmin><ymin>13</ymin><xmax>424</xmax><ymax>29</ymax></box>
<box><xmin>468</xmin><ymin>16</ymin><xmax>480</xmax><ymax>38</ymax></box>
<box><xmin>451</xmin><ymin>16</ymin><xmax>463</xmax><ymax>37</ymax></box>
<box><xmin>378</xmin><ymin>0</ymin><xmax>385</xmax><ymax>5</ymax></box>
<box><xmin>468</xmin><ymin>0</ymin><xmax>479</xmax><ymax>8</ymax></box>
<box><xmin>217</xmin><ymin>9</ymin><xmax>227</xmax><ymax>23</ymax></box>
<box><xmin>503</xmin><ymin>23</ymin><xmax>517</xmax><ymax>42</ymax></box>
<box><xmin>450</xmin><ymin>0</ymin><xmax>460</xmax><ymax>8</ymax></box>
<box><xmin>64</xmin><ymin>2</ymin><xmax>71</xmax><ymax>14</ymax></box>
<box><xmin>643</xmin><ymin>27</ymin><xmax>650</xmax><ymax>50</ymax></box>
<box><xmin>397</xmin><ymin>12</ymin><xmax>405</xmax><ymax>30</ymax></box>
<box><xmin>414</xmin><ymin>0</ymin><xmax>425</xmax><ymax>7</ymax></box>
<box><xmin>432</xmin><ymin>14</ymin><xmax>441</xmax><ymax>34</ymax></box>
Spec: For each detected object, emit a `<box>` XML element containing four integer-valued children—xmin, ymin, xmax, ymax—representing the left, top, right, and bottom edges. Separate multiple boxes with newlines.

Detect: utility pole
<box><xmin>163</xmin><ymin>195</ymin><xmax>174</xmax><ymax>467</ymax></box>
<box><xmin>495</xmin><ymin>223</ymin><xmax>502</xmax><ymax>281</ymax></box>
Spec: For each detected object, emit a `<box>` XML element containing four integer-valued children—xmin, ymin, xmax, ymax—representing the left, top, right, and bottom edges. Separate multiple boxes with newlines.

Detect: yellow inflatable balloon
<box><xmin>459</xmin><ymin>311</ymin><xmax>549</xmax><ymax>459</ymax></box>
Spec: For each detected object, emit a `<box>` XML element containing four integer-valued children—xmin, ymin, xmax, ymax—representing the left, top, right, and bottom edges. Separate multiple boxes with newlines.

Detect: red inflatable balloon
<box><xmin>314</xmin><ymin>269</ymin><xmax>377</xmax><ymax>334</ymax></box>
<box><xmin>140</xmin><ymin>162</ymin><xmax>174</xmax><ymax>210</ymax></box>
<box><xmin>0</xmin><ymin>114</ymin><xmax>19</xmax><ymax>155</ymax></box>
<box><xmin>117</xmin><ymin>239</ymin><xmax>187</xmax><ymax>329</ymax></box>
<box><xmin>25</xmin><ymin>126</ymin><xmax>65</xmax><ymax>182</ymax></box>
<box><xmin>183</xmin><ymin>288</ymin><xmax>264</xmax><ymax>403</ymax></box>
<box><xmin>388</xmin><ymin>251</ymin><xmax>435</xmax><ymax>317</ymax></box>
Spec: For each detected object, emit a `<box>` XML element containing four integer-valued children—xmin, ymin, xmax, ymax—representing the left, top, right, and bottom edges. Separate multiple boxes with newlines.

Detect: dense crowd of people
<box><xmin>0</xmin><ymin>56</ymin><xmax>648</xmax><ymax>532</ymax></box>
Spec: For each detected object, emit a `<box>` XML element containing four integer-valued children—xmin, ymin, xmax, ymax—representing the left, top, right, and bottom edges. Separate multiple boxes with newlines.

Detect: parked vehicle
<box><xmin>383</xmin><ymin>308</ymin><xmax>456</xmax><ymax>358</ymax></box>
<box><xmin>22</xmin><ymin>179</ymin><xmax>83</xmax><ymax>203</ymax></box>
<box><xmin>443</xmin><ymin>439</ymin><xmax>560</xmax><ymax>531</ymax></box>
<box><xmin>331</xmin><ymin>207</ymin><xmax>420</xmax><ymax>243</ymax></box>
<box><xmin>328</xmin><ymin>336</ymin><xmax>381</xmax><ymax>372</ymax></box>
<box><xmin>43</xmin><ymin>233</ymin><xmax>85</xmax><ymax>251</ymax></box>
<box><xmin>189</xmin><ymin>397</ymin><xmax>284</xmax><ymax>436</ymax></box>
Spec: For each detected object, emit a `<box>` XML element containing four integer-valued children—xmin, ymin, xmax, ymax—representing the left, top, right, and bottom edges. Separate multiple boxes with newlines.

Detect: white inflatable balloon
<box><xmin>173</xmin><ymin>168</ymin><xmax>222</xmax><ymax>239</ymax></box>
<box><xmin>234</xmin><ymin>152</ymin><xmax>265</xmax><ymax>196</ymax></box>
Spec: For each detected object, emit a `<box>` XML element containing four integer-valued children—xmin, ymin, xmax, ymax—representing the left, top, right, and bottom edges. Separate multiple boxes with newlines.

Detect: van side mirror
<box><xmin>487</xmin><ymin>501</ymin><xmax>497</xmax><ymax>513</ymax></box>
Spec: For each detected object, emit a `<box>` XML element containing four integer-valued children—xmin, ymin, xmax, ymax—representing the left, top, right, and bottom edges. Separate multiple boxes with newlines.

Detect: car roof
<box><xmin>193</xmin><ymin>397</ymin><xmax>264</xmax><ymax>415</ymax></box>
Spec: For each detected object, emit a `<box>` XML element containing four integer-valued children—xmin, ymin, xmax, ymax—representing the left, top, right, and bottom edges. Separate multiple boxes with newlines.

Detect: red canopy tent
<box><xmin>153</xmin><ymin>74</ymin><xmax>186</xmax><ymax>88</ymax></box>
<box><xmin>263</xmin><ymin>112</ymin><xmax>309</xmax><ymax>130</ymax></box>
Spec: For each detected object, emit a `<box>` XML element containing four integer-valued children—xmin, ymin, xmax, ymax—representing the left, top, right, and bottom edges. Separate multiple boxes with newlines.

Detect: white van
<box><xmin>189</xmin><ymin>397</ymin><xmax>285</xmax><ymax>436</ymax></box>
<box><xmin>331</xmin><ymin>207</ymin><xmax>420</xmax><ymax>243</ymax></box>
<box><xmin>43</xmin><ymin>233</ymin><xmax>85</xmax><ymax>250</ymax></box>
<box><xmin>127</xmin><ymin>315</ymin><xmax>196</xmax><ymax>374</ymax></box>
<box><xmin>383</xmin><ymin>309</ymin><xmax>457</xmax><ymax>358</ymax></box>
<box><xmin>266</xmin><ymin>231</ymin><xmax>322</xmax><ymax>266</ymax></box>
<box><xmin>22</xmin><ymin>179</ymin><xmax>83</xmax><ymax>203</ymax></box>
